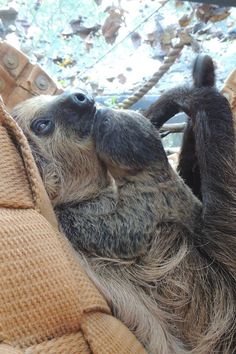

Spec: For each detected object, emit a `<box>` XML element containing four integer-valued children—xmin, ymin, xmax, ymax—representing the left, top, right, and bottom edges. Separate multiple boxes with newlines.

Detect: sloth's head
<box><xmin>12</xmin><ymin>91</ymin><xmax>168</xmax><ymax>206</ymax></box>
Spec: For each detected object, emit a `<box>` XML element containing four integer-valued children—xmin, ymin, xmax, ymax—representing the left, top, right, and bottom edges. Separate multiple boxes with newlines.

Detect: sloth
<box><xmin>12</xmin><ymin>57</ymin><xmax>236</xmax><ymax>353</ymax></box>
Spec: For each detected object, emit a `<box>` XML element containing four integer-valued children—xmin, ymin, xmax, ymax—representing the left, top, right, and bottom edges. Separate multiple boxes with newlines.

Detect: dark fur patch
<box><xmin>93</xmin><ymin>108</ymin><xmax>168</xmax><ymax>170</ymax></box>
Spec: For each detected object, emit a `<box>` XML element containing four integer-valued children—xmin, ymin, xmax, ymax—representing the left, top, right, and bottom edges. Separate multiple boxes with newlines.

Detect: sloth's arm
<box><xmin>145</xmin><ymin>55</ymin><xmax>215</xmax><ymax>201</ymax></box>
<box><xmin>146</xmin><ymin>85</ymin><xmax>236</xmax><ymax>277</ymax></box>
<box><xmin>145</xmin><ymin>94</ymin><xmax>201</xmax><ymax>198</ymax></box>
<box><xmin>55</xmin><ymin>199</ymin><xmax>153</xmax><ymax>259</ymax></box>
<box><xmin>145</xmin><ymin>87</ymin><xmax>201</xmax><ymax>200</ymax></box>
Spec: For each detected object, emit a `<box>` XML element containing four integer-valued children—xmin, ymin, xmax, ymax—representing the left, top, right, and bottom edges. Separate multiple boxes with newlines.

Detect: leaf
<box><xmin>131</xmin><ymin>32</ymin><xmax>142</xmax><ymax>49</ymax></box>
<box><xmin>146</xmin><ymin>30</ymin><xmax>159</xmax><ymax>47</ymax></box>
<box><xmin>196</xmin><ymin>4</ymin><xmax>230</xmax><ymax>23</ymax></box>
<box><xmin>0</xmin><ymin>7</ymin><xmax>18</xmax><ymax>27</ymax></box>
<box><xmin>58</xmin><ymin>57</ymin><xmax>75</xmax><ymax>67</ymax></box>
<box><xmin>117</xmin><ymin>73</ymin><xmax>126</xmax><ymax>84</ymax></box>
<box><xmin>70</xmin><ymin>17</ymin><xmax>101</xmax><ymax>39</ymax></box>
<box><xmin>102</xmin><ymin>6</ymin><xmax>125</xmax><ymax>44</ymax></box>
<box><xmin>175</xmin><ymin>0</ymin><xmax>184</xmax><ymax>7</ymax></box>
<box><xmin>85</xmin><ymin>33</ymin><xmax>94</xmax><ymax>52</ymax></box>
<box><xmin>179</xmin><ymin>14</ymin><xmax>193</xmax><ymax>27</ymax></box>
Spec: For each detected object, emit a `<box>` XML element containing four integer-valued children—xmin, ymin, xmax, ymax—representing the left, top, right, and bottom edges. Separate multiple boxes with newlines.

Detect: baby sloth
<box><xmin>12</xmin><ymin>84</ymin><xmax>236</xmax><ymax>353</ymax></box>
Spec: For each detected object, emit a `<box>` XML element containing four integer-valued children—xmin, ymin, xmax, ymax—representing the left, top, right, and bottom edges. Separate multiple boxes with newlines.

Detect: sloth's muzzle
<box><xmin>64</xmin><ymin>91</ymin><xmax>95</xmax><ymax>113</ymax></box>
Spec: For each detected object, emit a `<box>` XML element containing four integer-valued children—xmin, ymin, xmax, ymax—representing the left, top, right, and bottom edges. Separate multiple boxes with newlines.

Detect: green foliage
<box><xmin>104</xmin><ymin>96</ymin><xmax>119</xmax><ymax>108</ymax></box>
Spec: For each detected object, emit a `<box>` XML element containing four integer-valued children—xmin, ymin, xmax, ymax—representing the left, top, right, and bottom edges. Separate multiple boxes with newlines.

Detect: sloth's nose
<box><xmin>66</xmin><ymin>92</ymin><xmax>95</xmax><ymax>112</ymax></box>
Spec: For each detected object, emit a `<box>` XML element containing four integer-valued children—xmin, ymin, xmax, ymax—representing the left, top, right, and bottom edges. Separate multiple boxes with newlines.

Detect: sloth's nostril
<box><xmin>74</xmin><ymin>93</ymin><xmax>86</xmax><ymax>102</ymax></box>
<box><xmin>69</xmin><ymin>92</ymin><xmax>94</xmax><ymax>110</ymax></box>
<box><xmin>63</xmin><ymin>91</ymin><xmax>95</xmax><ymax>112</ymax></box>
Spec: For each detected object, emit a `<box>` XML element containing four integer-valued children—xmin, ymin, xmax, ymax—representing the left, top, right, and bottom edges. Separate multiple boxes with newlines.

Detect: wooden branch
<box><xmin>160</xmin><ymin>122</ymin><xmax>186</xmax><ymax>133</ymax></box>
<box><xmin>165</xmin><ymin>147</ymin><xmax>180</xmax><ymax>155</ymax></box>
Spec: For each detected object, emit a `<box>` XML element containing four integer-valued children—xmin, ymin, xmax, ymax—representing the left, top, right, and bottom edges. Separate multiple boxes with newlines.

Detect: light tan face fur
<box><xmin>12</xmin><ymin>95</ymin><xmax>108</xmax><ymax>206</ymax></box>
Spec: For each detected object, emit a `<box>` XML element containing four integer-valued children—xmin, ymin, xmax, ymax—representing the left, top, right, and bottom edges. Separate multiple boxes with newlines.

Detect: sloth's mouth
<box><xmin>94</xmin><ymin>107</ymin><xmax>112</xmax><ymax>122</ymax></box>
<box><xmin>92</xmin><ymin>105</ymin><xmax>97</xmax><ymax>117</ymax></box>
<box><xmin>93</xmin><ymin>108</ymin><xmax>112</xmax><ymax>134</ymax></box>
<box><xmin>91</xmin><ymin>108</ymin><xmax>110</xmax><ymax>145</ymax></box>
<box><xmin>94</xmin><ymin>107</ymin><xmax>103</xmax><ymax>119</ymax></box>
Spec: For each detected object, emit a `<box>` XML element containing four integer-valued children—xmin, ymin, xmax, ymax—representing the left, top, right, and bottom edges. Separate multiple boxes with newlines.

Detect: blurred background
<box><xmin>0</xmin><ymin>0</ymin><xmax>235</xmax><ymax>148</ymax></box>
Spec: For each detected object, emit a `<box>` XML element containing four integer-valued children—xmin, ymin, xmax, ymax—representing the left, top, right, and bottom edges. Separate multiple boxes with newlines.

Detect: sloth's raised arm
<box><xmin>145</xmin><ymin>87</ymin><xmax>203</xmax><ymax>199</ymax></box>
<box><xmin>144</xmin><ymin>87</ymin><xmax>186</xmax><ymax>129</ymax></box>
<box><xmin>145</xmin><ymin>55</ymin><xmax>216</xmax><ymax>200</ymax></box>
<box><xmin>147</xmin><ymin>85</ymin><xmax>236</xmax><ymax>277</ymax></box>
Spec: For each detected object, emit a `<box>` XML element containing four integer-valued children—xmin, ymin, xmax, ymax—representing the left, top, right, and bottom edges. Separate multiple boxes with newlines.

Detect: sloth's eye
<box><xmin>31</xmin><ymin>119</ymin><xmax>55</xmax><ymax>136</ymax></box>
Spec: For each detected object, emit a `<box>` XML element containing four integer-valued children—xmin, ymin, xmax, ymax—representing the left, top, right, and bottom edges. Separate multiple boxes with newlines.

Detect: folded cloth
<box><xmin>0</xmin><ymin>98</ymin><xmax>146</xmax><ymax>354</ymax></box>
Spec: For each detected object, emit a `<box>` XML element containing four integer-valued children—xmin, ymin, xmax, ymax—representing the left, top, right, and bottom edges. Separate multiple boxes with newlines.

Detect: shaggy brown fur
<box><xmin>12</xmin><ymin>83</ymin><xmax>236</xmax><ymax>353</ymax></box>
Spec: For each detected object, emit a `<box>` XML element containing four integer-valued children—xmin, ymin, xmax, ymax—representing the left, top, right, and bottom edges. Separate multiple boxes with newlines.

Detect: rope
<box><xmin>117</xmin><ymin>31</ymin><xmax>193</xmax><ymax>109</ymax></box>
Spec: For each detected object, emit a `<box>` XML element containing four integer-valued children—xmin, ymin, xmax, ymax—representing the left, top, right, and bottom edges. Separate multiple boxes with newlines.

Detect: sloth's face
<box><xmin>12</xmin><ymin>91</ymin><xmax>168</xmax><ymax>175</ymax></box>
<box><xmin>12</xmin><ymin>90</ymin><xmax>96</xmax><ymax>146</ymax></box>
<box><xmin>12</xmin><ymin>91</ymin><xmax>103</xmax><ymax>204</ymax></box>
<box><xmin>12</xmin><ymin>91</ymin><xmax>169</xmax><ymax>203</ymax></box>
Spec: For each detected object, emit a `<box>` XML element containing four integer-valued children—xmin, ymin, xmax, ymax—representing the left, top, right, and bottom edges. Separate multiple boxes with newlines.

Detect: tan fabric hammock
<box><xmin>0</xmin><ymin>42</ymin><xmax>146</xmax><ymax>353</ymax></box>
<box><xmin>0</xmin><ymin>100</ymin><xmax>146</xmax><ymax>353</ymax></box>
